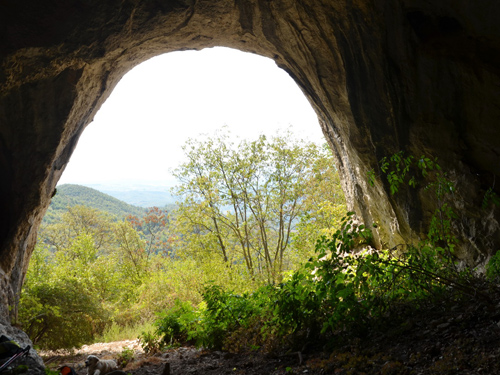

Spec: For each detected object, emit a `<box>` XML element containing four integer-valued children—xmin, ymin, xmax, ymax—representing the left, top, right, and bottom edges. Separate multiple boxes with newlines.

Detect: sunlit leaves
<box><xmin>20</xmin><ymin>205</ymin><xmax>173</xmax><ymax>348</ymax></box>
<box><xmin>171</xmin><ymin>128</ymin><xmax>345</xmax><ymax>285</ymax></box>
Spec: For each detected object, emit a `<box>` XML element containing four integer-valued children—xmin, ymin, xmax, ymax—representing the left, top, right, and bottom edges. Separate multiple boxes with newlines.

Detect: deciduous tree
<box><xmin>171</xmin><ymin>129</ymin><xmax>345</xmax><ymax>284</ymax></box>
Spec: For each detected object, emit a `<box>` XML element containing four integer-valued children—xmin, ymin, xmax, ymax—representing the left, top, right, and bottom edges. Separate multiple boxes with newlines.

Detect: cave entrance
<box><xmin>24</xmin><ymin>47</ymin><xmax>349</xmax><ymax>348</ymax></box>
<box><xmin>2</xmin><ymin>1</ymin><xmax>498</xmax><ymax>359</ymax></box>
<box><xmin>59</xmin><ymin>47</ymin><xmax>326</xmax><ymax>192</ymax></box>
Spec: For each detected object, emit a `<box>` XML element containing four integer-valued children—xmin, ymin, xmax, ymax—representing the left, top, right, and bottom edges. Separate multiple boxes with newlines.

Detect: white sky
<box><xmin>59</xmin><ymin>47</ymin><xmax>324</xmax><ymax>187</ymax></box>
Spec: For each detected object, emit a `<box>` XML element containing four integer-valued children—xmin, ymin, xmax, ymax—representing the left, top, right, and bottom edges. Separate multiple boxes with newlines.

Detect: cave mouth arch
<box><xmin>1</xmin><ymin>2</ymin><xmax>499</xmax><ymax>350</ymax></box>
<box><xmin>59</xmin><ymin>47</ymin><xmax>326</xmax><ymax>189</ymax></box>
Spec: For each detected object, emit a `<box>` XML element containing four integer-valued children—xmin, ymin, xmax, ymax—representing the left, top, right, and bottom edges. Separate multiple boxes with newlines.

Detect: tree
<box><xmin>20</xmin><ymin>205</ymin><xmax>177</xmax><ymax>348</ymax></box>
<box><xmin>291</xmin><ymin>143</ymin><xmax>347</xmax><ymax>259</ymax></box>
<box><xmin>39</xmin><ymin>205</ymin><xmax>115</xmax><ymax>253</ymax></box>
<box><xmin>20</xmin><ymin>206</ymin><xmax>124</xmax><ymax>348</ymax></box>
<box><xmin>18</xmin><ymin>236</ymin><xmax>113</xmax><ymax>349</ymax></box>
<box><xmin>127</xmin><ymin>207</ymin><xmax>171</xmax><ymax>257</ymax></box>
<box><xmin>171</xmin><ymin>128</ymin><xmax>345</xmax><ymax>284</ymax></box>
<box><xmin>114</xmin><ymin>220</ymin><xmax>148</xmax><ymax>285</ymax></box>
<box><xmin>115</xmin><ymin>207</ymin><xmax>171</xmax><ymax>284</ymax></box>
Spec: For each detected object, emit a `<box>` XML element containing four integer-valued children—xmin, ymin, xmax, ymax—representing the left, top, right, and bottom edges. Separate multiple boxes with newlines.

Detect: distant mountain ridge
<box><xmin>43</xmin><ymin>184</ymin><xmax>146</xmax><ymax>224</ymax></box>
<box><xmin>97</xmin><ymin>188</ymin><xmax>176</xmax><ymax>208</ymax></box>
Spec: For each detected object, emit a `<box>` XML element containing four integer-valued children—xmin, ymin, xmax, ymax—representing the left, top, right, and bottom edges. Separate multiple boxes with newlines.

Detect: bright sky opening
<box><xmin>59</xmin><ymin>47</ymin><xmax>324</xmax><ymax>188</ymax></box>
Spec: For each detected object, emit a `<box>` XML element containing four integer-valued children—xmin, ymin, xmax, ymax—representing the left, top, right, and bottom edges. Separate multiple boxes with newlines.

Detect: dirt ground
<box><xmin>40</xmin><ymin>291</ymin><xmax>500</xmax><ymax>375</ymax></box>
<box><xmin>40</xmin><ymin>340</ymin><xmax>301</xmax><ymax>375</ymax></box>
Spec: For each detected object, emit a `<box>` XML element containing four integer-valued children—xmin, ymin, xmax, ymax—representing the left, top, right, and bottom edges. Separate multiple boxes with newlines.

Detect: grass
<box><xmin>96</xmin><ymin>321</ymin><xmax>155</xmax><ymax>343</ymax></box>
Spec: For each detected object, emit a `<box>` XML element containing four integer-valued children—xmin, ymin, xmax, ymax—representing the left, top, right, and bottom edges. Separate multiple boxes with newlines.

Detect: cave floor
<box><xmin>41</xmin><ymin>288</ymin><xmax>500</xmax><ymax>375</ymax></box>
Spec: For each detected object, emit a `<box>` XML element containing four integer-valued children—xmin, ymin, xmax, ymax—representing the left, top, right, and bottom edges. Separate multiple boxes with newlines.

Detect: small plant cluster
<box><xmin>139</xmin><ymin>287</ymin><xmax>263</xmax><ymax>352</ymax></box>
<box><xmin>117</xmin><ymin>347</ymin><xmax>135</xmax><ymax>367</ymax></box>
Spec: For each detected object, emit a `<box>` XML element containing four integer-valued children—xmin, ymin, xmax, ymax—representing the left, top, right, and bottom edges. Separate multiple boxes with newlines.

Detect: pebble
<box><xmin>437</xmin><ymin>322</ymin><xmax>450</xmax><ymax>330</ymax></box>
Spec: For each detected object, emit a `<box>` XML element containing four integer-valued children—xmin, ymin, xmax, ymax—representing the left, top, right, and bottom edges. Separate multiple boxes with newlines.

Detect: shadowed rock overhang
<box><xmin>0</xmin><ymin>0</ymin><xmax>499</xmax><ymax>358</ymax></box>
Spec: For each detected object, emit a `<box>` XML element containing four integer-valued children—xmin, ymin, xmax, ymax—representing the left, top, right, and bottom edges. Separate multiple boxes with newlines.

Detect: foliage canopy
<box><xmin>171</xmin><ymin>128</ymin><xmax>345</xmax><ymax>285</ymax></box>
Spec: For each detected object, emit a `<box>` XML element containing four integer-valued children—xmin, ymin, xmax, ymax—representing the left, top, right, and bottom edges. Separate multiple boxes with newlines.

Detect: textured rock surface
<box><xmin>0</xmin><ymin>0</ymin><xmax>499</xmax><ymax>364</ymax></box>
<box><xmin>0</xmin><ymin>320</ymin><xmax>45</xmax><ymax>371</ymax></box>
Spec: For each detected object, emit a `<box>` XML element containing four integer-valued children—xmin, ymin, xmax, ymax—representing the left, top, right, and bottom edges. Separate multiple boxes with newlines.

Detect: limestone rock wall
<box><xmin>0</xmin><ymin>0</ymin><xmax>499</xmax><ymax>362</ymax></box>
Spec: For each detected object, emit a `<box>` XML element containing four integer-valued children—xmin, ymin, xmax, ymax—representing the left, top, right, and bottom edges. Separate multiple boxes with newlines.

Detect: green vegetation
<box><xmin>43</xmin><ymin>184</ymin><xmax>146</xmax><ymax>224</ymax></box>
<box><xmin>171</xmin><ymin>129</ymin><xmax>345</xmax><ymax>285</ymax></box>
<box><xmin>137</xmin><ymin>150</ymin><xmax>498</xmax><ymax>355</ymax></box>
<box><xmin>97</xmin><ymin>321</ymin><xmax>155</xmax><ymax>344</ymax></box>
<box><xmin>19</xmin><ymin>204</ymin><xmax>176</xmax><ymax>349</ymax></box>
<box><xmin>18</xmin><ymin>130</ymin><xmax>345</xmax><ymax>350</ymax></box>
<box><xmin>19</xmin><ymin>137</ymin><xmax>498</xmax><ymax>354</ymax></box>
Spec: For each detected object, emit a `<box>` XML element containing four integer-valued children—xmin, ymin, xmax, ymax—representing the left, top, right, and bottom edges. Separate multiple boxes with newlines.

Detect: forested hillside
<box><xmin>43</xmin><ymin>184</ymin><xmax>146</xmax><ymax>223</ymax></box>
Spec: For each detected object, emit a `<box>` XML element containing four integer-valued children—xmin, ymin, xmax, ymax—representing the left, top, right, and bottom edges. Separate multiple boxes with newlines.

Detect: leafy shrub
<box><xmin>138</xmin><ymin>331</ymin><xmax>164</xmax><ymax>355</ymax></box>
<box><xmin>143</xmin><ymin>285</ymin><xmax>265</xmax><ymax>352</ymax></box>
<box><xmin>193</xmin><ymin>285</ymin><xmax>258</xmax><ymax>350</ymax></box>
<box><xmin>222</xmin><ymin>315</ymin><xmax>267</xmax><ymax>353</ymax></box>
<box><xmin>266</xmin><ymin>271</ymin><xmax>319</xmax><ymax>337</ymax></box>
<box><xmin>143</xmin><ymin>203</ymin><xmax>492</xmax><ymax>354</ymax></box>
<box><xmin>486</xmin><ymin>251</ymin><xmax>500</xmax><ymax>280</ymax></box>
<box><xmin>139</xmin><ymin>299</ymin><xmax>200</xmax><ymax>353</ymax></box>
<box><xmin>19</xmin><ymin>277</ymin><xmax>108</xmax><ymax>349</ymax></box>
<box><xmin>304</xmin><ymin>212</ymin><xmax>380</xmax><ymax>334</ymax></box>
<box><xmin>153</xmin><ymin>299</ymin><xmax>197</xmax><ymax>347</ymax></box>
<box><xmin>117</xmin><ymin>347</ymin><xmax>135</xmax><ymax>367</ymax></box>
